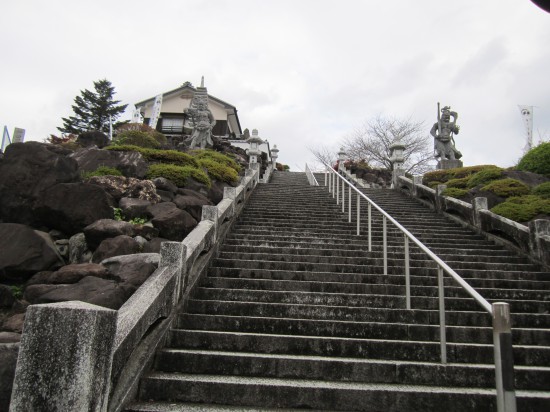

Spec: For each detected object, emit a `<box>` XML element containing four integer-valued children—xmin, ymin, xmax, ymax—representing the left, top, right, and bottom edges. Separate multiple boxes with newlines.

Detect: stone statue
<box><xmin>185</xmin><ymin>78</ymin><xmax>216</xmax><ymax>149</ymax></box>
<box><xmin>430</xmin><ymin>104</ymin><xmax>462</xmax><ymax>161</ymax></box>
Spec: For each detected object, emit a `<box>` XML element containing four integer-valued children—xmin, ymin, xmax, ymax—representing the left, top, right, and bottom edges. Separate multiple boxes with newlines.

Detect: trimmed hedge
<box><xmin>446</xmin><ymin>177</ymin><xmax>470</xmax><ymax>189</ymax></box>
<box><xmin>113</xmin><ymin>130</ymin><xmax>160</xmax><ymax>149</ymax></box>
<box><xmin>491</xmin><ymin>195</ymin><xmax>550</xmax><ymax>223</ymax></box>
<box><xmin>481</xmin><ymin>178</ymin><xmax>530</xmax><ymax>198</ymax></box>
<box><xmin>146</xmin><ymin>164</ymin><xmax>210</xmax><ymax>188</ymax></box>
<box><xmin>198</xmin><ymin>158</ymin><xmax>239</xmax><ymax>184</ymax></box>
<box><xmin>81</xmin><ymin>166</ymin><xmax>123</xmax><ymax>179</ymax></box>
<box><xmin>191</xmin><ymin>149</ymin><xmax>241</xmax><ymax>172</ymax></box>
<box><xmin>423</xmin><ymin>165</ymin><xmax>498</xmax><ymax>186</ymax></box>
<box><xmin>442</xmin><ymin>188</ymin><xmax>469</xmax><ymax>199</ymax></box>
<box><xmin>107</xmin><ymin>145</ymin><xmax>199</xmax><ymax>168</ymax></box>
<box><xmin>533</xmin><ymin>182</ymin><xmax>550</xmax><ymax>199</ymax></box>
<box><xmin>467</xmin><ymin>167</ymin><xmax>504</xmax><ymax>188</ymax></box>
<box><xmin>517</xmin><ymin>142</ymin><xmax>550</xmax><ymax>177</ymax></box>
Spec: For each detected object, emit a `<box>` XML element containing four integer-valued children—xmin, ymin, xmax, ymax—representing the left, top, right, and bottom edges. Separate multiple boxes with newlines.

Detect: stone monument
<box><xmin>185</xmin><ymin>77</ymin><xmax>216</xmax><ymax>149</ymax></box>
<box><xmin>430</xmin><ymin>103</ymin><xmax>463</xmax><ymax>169</ymax></box>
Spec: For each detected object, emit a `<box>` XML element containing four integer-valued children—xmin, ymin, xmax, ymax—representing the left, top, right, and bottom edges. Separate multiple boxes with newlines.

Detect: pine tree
<box><xmin>58</xmin><ymin>79</ymin><xmax>128</xmax><ymax>134</ymax></box>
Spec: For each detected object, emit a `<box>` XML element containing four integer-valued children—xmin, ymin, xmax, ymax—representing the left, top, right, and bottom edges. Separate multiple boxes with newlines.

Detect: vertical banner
<box><xmin>1</xmin><ymin>126</ymin><xmax>11</xmax><ymax>151</ymax></box>
<box><xmin>13</xmin><ymin>128</ymin><xmax>25</xmax><ymax>144</ymax></box>
<box><xmin>132</xmin><ymin>105</ymin><xmax>143</xmax><ymax>124</ymax></box>
<box><xmin>148</xmin><ymin>94</ymin><xmax>163</xmax><ymax>129</ymax></box>
<box><xmin>518</xmin><ymin>105</ymin><xmax>533</xmax><ymax>153</ymax></box>
<box><xmin>109</xmin><ymin>116</ymin><xmax>113</xmax><ymax>140</ymax></box>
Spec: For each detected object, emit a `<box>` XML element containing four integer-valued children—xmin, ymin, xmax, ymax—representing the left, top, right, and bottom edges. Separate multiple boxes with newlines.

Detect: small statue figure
<box><xmin>185</xmin><ymin>77</ymin><xmax>216</xmax><ymax>149</ymax></box>
<box><xmin>430</xmin><ymin>104</ymin><xmax>462</xmax><ymax>161</ymax></box>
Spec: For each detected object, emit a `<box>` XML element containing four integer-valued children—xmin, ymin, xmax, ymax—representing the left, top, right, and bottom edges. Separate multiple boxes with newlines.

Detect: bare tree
<box><xmin>343</xmin><ymin>115</ymin><xmax>434</xmax><ymax>174</ymax></box>
<box><xmin>307</xmin><ymin>144</ymin><xmax>338</xmax><ymax>170</ymax></box>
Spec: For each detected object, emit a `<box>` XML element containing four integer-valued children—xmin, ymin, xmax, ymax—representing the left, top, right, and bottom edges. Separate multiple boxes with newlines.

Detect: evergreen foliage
<box><xmin>58</xmin><ymin>79</ymin><xmax>127</xmax><ymax>134</ymax></box>
<box><xmin>481</xmin><ymin>178</ymin><xmax>530</xmax><ymax>198</ymax></box>
<box><xmin>533</xmin><ymin>182</ymin><xmax>550</xmax><ymax>199</ymax></box>
<box><xmin>146</xmin><ymin>164</ymin><xmax>211</xmax><ymax>187</ymax></box>
<box><xmin>198</xmin><ymin>158</ymin><xmax>239</xmax><ymax>184</ymax></box>
<box><xmin>517</xmin><ymin>142</ymin><xmax>550</xmax><ymax>177</ymax></box>
<box><xmin>113</xmin><ymin>131</ymin><xmax>160</xmax><ymax>149</ymax></box>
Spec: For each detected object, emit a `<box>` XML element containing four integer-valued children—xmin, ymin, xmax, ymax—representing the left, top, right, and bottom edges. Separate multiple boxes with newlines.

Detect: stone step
<box><xmin>178</xmin><ymin>313</ymin><xmax>550</xmax><ymax>347</ymax></box>
<box><xmin>154</xmin><ymin>348</ymin><xmax>550</xmax><ymax>390</ymax></box>
<box><xmin>186</xmin><ymin>299</ymin><xmax>550</xmax><ymax>329</ymax></box>
<box><xmin>168</xmin><ymin>329</ymin><xmax>550</xmax><ymax>365</ymax></box>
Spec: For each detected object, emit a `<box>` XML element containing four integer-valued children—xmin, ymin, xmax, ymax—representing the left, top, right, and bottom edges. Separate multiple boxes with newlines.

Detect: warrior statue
<box><xmin>430</xmin><ymin>103</ymin><xmax>462</xmax><ymax>161</ymax></box>
<box><xmin>185</xmin><ymin>77</ymin><xmax>216</xmax><ymax>149</ymax></box>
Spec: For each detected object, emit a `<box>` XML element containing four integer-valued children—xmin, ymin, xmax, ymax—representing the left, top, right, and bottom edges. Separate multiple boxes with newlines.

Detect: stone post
<box><xmin>472</xmin><ymin>197</ymin><xmax>488</xmax><ymax>229</ymax></box>
<box><xmin>412</xmin><ymin>175</ymin><xmax>423</xmax><ymax>197</ymax></box>
<box><xmin>271</xmin><ymin>144</ymin><xmax>279</xmax><ymax>168</ymax></box>
<box><xmin>10</xmin><ymin>302</ymin><xmax>117</xmax><ymax>412</ymax></box>
<box><xmin>202</xmin><ymin>205</ymin><xmax>219</xmax><ymax>240</ymax></box>
<box><xmin>160</xmin><ymin>241</ymin><xmax>186</xmax><ymax>306</ymax></box>
<box><xmin>224</xmin><ymin>187</ymin><xmax>237</xmax><ymax>216</ymax></box>
<box><xmin>529</xmin><ymin>219</ymin><xmax>550</xmax><ymax>267</ymax></box>
<box><xmin>436</xmin><ymin>184</ymin><xmax>447</xmax><ymax>212</ymax></box>
<box><xmin>337</xmin><ymin>147</ymin><xmax>347</xmax><ymax>171</ymax></box>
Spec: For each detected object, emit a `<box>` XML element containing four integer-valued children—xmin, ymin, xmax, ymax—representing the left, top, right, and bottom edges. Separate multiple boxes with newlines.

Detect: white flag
<box><xmin>518</xmin><ymin>105</ymin><xmax>533</xmax><ymax>153</ymax></box>
<box><xmin>1</xmin><ymin>126</ymin><xmax>11</xmax><ymax>151</ymax></box>
<box><xmin>148</xmin><ymin>94</ymin><xmax>163</xmax><ymax>129</ymax></box>
<box><xmin>13</xmin><ymin>127</ymin><xmax>25</xmax><ymax>144</ymax></box>
<box><xmin>132</xmin><ymin>105</ymin><xmax>143</xmax><ymax>124</ymax></box>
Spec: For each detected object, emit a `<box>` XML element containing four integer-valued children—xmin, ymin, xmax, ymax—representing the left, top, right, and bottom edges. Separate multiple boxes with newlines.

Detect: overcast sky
<box><xmin>1</xmin><ymin>0</ymin><xmax>549</xmax><ymax>171</ymax></box>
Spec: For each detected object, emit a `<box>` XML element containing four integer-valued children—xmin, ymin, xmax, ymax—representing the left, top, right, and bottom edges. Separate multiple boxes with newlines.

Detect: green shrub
<box><xmin>82</xmin><ymin>166</ymin><xmax>123</xmax><ymax>179</ymax></box>
<box><xmin>146</xmin><ymin>164</ymin><xmax>210</xmax><ymax>187</ymax></box>
<box><xmin>423</xmin><ymin>165</ymin><xmax>499</xmax><ymax>186</ymax></box>
<box><xmin>198</xmin><ymin>158</ymin><xmax>239</xmax><ymax>184</ymax></box>
<box><xmin>191</xmin><ymin>149</ymin><xmax>241</xmax><ymax>172</ymax></box>
<box><xmin>517</xmin><ymin>142</ymin><xmax>550</xmax><ymax>177</ymax></box>
<box><xmin>533</xmin><ymin>182</ymin><xmax>550</xmax><ymax>199</ymax></box>
<box><xmin>491</xmin><ymin>195</ymin><xmax>550</xmax><ymax>223</ymax></box>
<box><xmin>446</xmin><ymin>177</ymin><xmax>470</xmax><ymax>189</ymax></box>
<box><xmin>467</xmin><ymin>167</ymin><xmax>504</xmax><ymax>188</ymax></box>
<box><xmin>107</xmin><ymin>145</ymin><xmax>199</xmax><ymax>168</ymax></box>
<box><xmin>10</xmin><ymin>285</ymin><xmax>23</xmax><ymax>299</ymax></box>
<box><xmin>452</xmin><ymin>165</ymin><xmax>498</xmax><ymax>179</ymax></box>
<box><xmin>423</xmin><ymin>170</ymin><xmax>454</xmax><ymax>186</ymax></box>
<box><xmin>442</xmin><ymin>188</ymin><xmax>469</xmax><ymax>199</ymax></box>
<box><xmin>113</xmin><ymin>130</ymin><xmax>160</xmax><ymax>149</ymax></box>
<box><xmin>481</xmin><ymin>178</ymin><xmax>530</xmax><ymax>198</ymax></box>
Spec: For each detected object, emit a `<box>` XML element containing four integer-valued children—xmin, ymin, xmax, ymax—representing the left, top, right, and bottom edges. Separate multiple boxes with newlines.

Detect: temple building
<box><xmin>134</xmin><ymin>81</ymin><xmax>243</xmax><ymax>140</ymax></box>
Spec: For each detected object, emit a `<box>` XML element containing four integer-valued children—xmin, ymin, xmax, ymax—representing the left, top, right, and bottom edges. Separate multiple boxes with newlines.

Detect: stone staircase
<box><xmin>126</xmin><ymin>171</ymin><xmax>550</xmax><ymax>411</ymax></box>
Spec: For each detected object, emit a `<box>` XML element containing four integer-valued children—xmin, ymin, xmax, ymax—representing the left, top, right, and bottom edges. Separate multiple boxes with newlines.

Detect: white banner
<box><xmin>1</xmin><ymin>126</ymin><xmax>11</xmax><ymax>151</ymax></box>
<box><xmin>12</xmin><ymin>127</ymin><xmax>25</xmax><ymax>143</ymax></box>
<box><xmin>132</xmin><ymin>105</ymin><xmax>143</xmax><ymax>124</ymax></box>
<box><xmin>518</xmin><ymin>105</ymin><xmax>533</xmax><ymax>152</ymax></box>
<box><xmin>148</xmin><ymin>94</ymin><xmax>163</xmax><ymax>129</ymax></box>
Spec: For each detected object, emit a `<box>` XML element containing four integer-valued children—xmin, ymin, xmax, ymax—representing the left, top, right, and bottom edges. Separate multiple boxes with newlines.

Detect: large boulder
<box><xmin>69</xmin><ymin>232</ymin><xmax>93</xmax><ymax>264</ymax></box>
<box><xmin>70</xmin><ymin>146</ymin><xmax>148</xmax><ymax>177</ymax></box>
<box><xmin>0</xmin><ymin>142</ymin><xmax>79</xmax><ymax>225</ymax></box>
<box><xmin>35</xmin><ymin>182</ymin><xmax>115</xmax><ymax>235</ymax></box>
<box><xmin>0</xmin><ymin>224</ymin><xmax>64</xmax><ymax>281</ymax></box>
<box><xmin>87</xmin><ymin>176</ymin><xmax>161</xmax><ymax>203</ymax></box>
<box><xmin>119</xmin><ymin>197</ymin><xmax>153</xmax><ymax>219</ymax></box>
<box><xmin>76</xmin><ymin>131</ymin><xmax>109</xmax><ymax>148</ymax></box>
<box><xmin>27</xmin><ymin>263</ymin><xmax>109</xmax><ymax>285</ymax></box>
<box><xmin>173</xmin><ymin>191</ymin><xmax>213</xmax><ymax>221</ymax></box>
<box><xmin>83</xmin><ymin>219</ymin><xmax>136</xmax><ymax>249</ymax></box>
<box><xmin>0</xmin><ymin>342</ymin><xmax>19</xmax><ymax>411</ymax></box>
<box><xmin>28</xmin><ymin>276</ymin><xmax>134</xmax><ymax>310</ymax></box>
<box><xmin>147</xmin><ymin>202</ymin><xmax>197</xmax><ymax>241</ymax></box>
<box><xmin>91</xmin><ymin>235</ymin><xmax>141</xmax><ymax>263</ymax></box>
<box><xmin>101</xmin><ymin>253</ymin><xmax>159</xmax><ymax>288</ymax></box>
<box><xmin>0</xmin><ymin>285</ymin><xmax>15</xmax><ymax>308</ymax></box>
<box><xmin>143</xmin><ymin>237</ymin><xmax>169</xmax><ymax>253</ymax></box>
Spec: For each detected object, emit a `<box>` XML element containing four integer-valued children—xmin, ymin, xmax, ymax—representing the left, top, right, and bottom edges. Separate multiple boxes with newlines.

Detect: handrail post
<box><xmin>404</xmin><ymin>235</ymin><xmax>411</xmax><ymax>310</ymax></box>
<box><xmin>342</xmin><ymin>178</ymin><xmax>345</xmax><ymax>213</ymax></box>
<box><xmin>357</xmin><ymin>195</ymin><xmax>360</xmax><ymax>235</ymax></box>
<box><xmin>325</xmin><ymin>170</ymin><xmax>327</xmax><ymax>186</ymax></box>
<box><xmin>336</xmin><ymin>175</ymin><xmax>339</xmax><ymax>203</ymax></box>
<box><xmin>438</xmin><ymin>266</ymin><xmax>447</xmax><ymax>364</ymax></box>
<box><xmin>368</xmin><ymin>203</ymin><xmax>372</xmax><ymax>252</ymax></box>
<box><xmin>383</xmin><ymin>216</ymin><xmax>387</xmax><ymax>276</ymax></box>
<box><xmin>348</xmin><ymin>185</ymin><xmax>352</xmax><ymax>222</ymax></box>
<box><xmin>492</xmin><ymin>302</ymin><xmax>516</xmax><ymax>412</ymax></box>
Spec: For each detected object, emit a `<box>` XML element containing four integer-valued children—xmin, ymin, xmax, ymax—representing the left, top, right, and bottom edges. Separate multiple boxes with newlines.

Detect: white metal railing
<box><xmin>308</xmin><ymin>164</ymin><xmax>516</xmax><ymax>412</ymax></box>
<box><xmin>305</xmin><ymin>163</ymin><xmax>319</xmax><ymax>186</ymax></box>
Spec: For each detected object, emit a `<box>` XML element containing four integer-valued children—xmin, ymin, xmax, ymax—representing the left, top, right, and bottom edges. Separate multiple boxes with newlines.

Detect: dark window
<box><xmin>160</xmin><ymin>117</ymin><xmax>184</xmax><ymax>134</ymax></box>
<box><xmin>212</xmin><ymin>120</ymin><xmax>228</xmax><ymax>136</ymax></box>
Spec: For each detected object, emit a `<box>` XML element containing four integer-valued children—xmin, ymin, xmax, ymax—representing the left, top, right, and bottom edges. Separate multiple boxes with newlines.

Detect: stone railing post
<box><xmin>10</xmin><ymin>302</ymin><xmax>117</xmax><ymax>412</ymax></box>
<box><xmin>337</xmin><ymin>147</ymin><xmax>347</xmax><ymax>172</ymax></box>
<box><xmin>472</xmin><ymin>197</ymin><xmax>488</xmax><ymax>229</ymax></box>
<box><xmin>436</xmin><ymin>184</ymin><xmax>447</xmax><ymax>212</ymax></box>
<box><xmin>202</xmin><ymin>205</ymin><xmax>219</xmax><ymax>239</ymax></box>
<box><xmin>271</xmin><ymin>144</ymin><xmax>279</xmax><ymax>168</ymax></box>
<box><xmin>159</xmin><ymin>241</ymin><xmax>186</xmax><ymax>307</ymax></box>
<box><xmin>412</xmin><ymin>175</ymin><xmax>423</xmax><ymax>197</ymax></box>
<box><xmin>529</xmin><ymin>219</ymin><xmax>550</xmax><ymax>267</ymax></box>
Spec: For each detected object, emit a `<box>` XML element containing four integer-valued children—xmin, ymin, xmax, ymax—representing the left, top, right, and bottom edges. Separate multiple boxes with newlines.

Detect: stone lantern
<box><xmin>270</xmin><ymin>144</ymin><xmax>279</xmax><ymax>168</ymax></box>
<box><xmin>247</xmin><ymin>129</ymin><xmax>263</xmax><ymax>165</ymax></box>
<box><xmin>337</xmin><ymin>147</ymin><xmax>347</xmax><ymax>170</ymax></box>
<box><xmin>389</xmin><ymin>137</ymin><xmax>405</xmax><ymax>171</ymax></box>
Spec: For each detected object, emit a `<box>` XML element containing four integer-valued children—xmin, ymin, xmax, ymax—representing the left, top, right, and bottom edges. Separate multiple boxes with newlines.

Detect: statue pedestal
<box><xmin>437</xmin><ymin>159</ymin><xmax>463</xmax><ymax>170</ymax></box>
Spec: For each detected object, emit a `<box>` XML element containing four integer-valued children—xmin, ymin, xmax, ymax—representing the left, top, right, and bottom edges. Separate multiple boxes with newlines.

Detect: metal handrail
<box><xmin>305</xmin><ymin>163</ymin><xmax>319</xmax><ymax>186</ymax></box>
<box><xmin>308</xmin><ymin>163</ymin><xmax>516</xmax><ymax>412</ymax></box>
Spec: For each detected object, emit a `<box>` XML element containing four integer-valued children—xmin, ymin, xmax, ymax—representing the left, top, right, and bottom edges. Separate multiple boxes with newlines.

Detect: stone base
<box><xmin>437</xmin><ymin>159</ymin><xmax>463</xmax><ymax>170</ymax></box>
